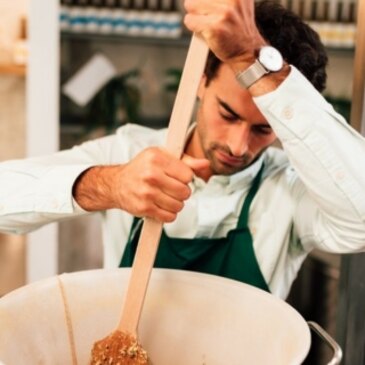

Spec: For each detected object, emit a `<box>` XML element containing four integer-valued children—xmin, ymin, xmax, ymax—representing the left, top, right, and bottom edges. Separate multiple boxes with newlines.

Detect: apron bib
<box><xmin>120</xmin><ymin>165</ymin><xmax>269</xmax><ymax>292</ymax></box>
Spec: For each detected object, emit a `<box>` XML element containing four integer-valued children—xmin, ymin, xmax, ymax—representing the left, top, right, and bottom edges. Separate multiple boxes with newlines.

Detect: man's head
<box><xmin>192</xmin><ymin>63</ymin><xmax>276</xmax><ymax>178</ymax></box>
<box><xmin>188</xmin><ymin>0</ymin><xmax>328</xmax><ymax>180</ymax></box>
<box><xmin>204</xmin><ymin>0</ymin><xmax>328</xmax><ymax>91</ymax></box>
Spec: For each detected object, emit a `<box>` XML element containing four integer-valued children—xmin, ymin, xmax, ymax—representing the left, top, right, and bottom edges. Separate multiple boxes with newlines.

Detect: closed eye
<box><xmin>219</xmin><ymin>111</ymin><xmax>239</xmax><ymax>122</ymax></box>
<box><xmin>252</xmin><ymin>125</ymin><xmax>273</xmax><ymax>135</ymax></box>
<box><xmin>216</xmin><ymin>96</ymin><xmax>272</xmax><ymax>134</ymax></box>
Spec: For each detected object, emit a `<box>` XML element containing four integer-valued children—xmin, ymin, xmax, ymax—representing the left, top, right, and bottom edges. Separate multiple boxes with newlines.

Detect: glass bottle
<box><xmin>113</xmin><ymin>0</ymin><xmax>130</xmax><ymax>34</ymax></box>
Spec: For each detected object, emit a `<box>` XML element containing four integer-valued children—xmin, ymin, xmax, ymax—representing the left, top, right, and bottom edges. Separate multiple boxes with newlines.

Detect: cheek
<box><xmin>202</xmin><ymin>103</ymin><xmax>220</xmax><ymax>125</ymax></box>
<box><xmin>199</xmin><ymin>103</ymin><xmax>224</xmax><ymax>136</ymax></box>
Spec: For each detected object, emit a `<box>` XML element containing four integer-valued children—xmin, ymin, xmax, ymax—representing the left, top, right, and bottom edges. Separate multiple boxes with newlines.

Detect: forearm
<box><xmin>0</xmin><ymin>125</ymin><xmax>158</xmax><ymax>233</ymax></box>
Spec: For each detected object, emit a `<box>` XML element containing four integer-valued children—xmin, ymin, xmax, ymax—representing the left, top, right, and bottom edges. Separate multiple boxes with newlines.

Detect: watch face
<box><xmin>259</xmin><ymin>46</ymin><xmax>283</xmax><ymax>72</ymax></box>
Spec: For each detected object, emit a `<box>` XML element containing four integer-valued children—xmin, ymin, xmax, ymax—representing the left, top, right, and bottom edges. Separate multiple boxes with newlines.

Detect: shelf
<box><xmin>0</xmin><ymin>63</ymin><xmax>26</xmax><ymax>77</ymax></box>
<box><xmin>61</xmin><ymin>31</ymin><xmax>191</xmax><ymax>48</ymax></box>
<box><xmin>60</xmin><ymin>31</ymin><xmax>354</xmax><ymax>56</ymax></box>
<box><xmin>326</xmin><ymin>46</ymin><xmax>355</xmax><ymax>56</ymax></box>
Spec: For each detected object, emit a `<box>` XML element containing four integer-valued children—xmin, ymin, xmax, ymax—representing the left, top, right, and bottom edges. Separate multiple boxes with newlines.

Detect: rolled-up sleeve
<box><xmin>0</xmin><ymin>132</ymin><xmax>119</xmax><ymax>234</ymax></box>
<box><xmin>0</xmin><ymin>158</ymin><xmax>92</xmax><ymax>234</ymax></box>
<box><xmin>0</xmin><ymin>124</ymin><xmax>166</xmax><ymax>235</ymax></box>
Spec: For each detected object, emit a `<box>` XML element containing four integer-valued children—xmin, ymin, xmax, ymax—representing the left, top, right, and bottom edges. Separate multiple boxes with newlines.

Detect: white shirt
<box><xmin>1</xmin><ymin>67</ymin><xmax>365</xmax><ymax>299</ymax></box>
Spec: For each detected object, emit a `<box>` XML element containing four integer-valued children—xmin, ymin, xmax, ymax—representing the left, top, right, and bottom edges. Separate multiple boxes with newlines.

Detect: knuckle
<box><xmin>138</xmin><ymin>201</ymin><xmax>149</xmax><ymax>215</ymax></box>
<box><xmin>137</xmin><ymin>193</ymin><xmax>155</xmax><ymax>213</ymax></box>
<box><xmin>139</xmin><ymin>186</ymin><xmax>150</xmax><ymax>200</ymax></box>
<box><xmin>144</xmin><ymin>171</ymin><xmax>157</xmax><ymax>185</ymax></box>
<box><xmin>141</xmin><ymin>167</ymin><xmax>158</xmax><ymax>186</ymax></box>
<box><xmin>146</xmin><ymin>147</ymin><xmax>163</xmax><ymax>163</ymax></box>
<box><xmin>220</xmin><ymin>4</ymin><xmax>235</xmax><ymax>20</ymax></box>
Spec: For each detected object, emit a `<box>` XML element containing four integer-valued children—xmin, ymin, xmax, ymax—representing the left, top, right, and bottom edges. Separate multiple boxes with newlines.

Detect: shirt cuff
<box><xmin>33</xmin><ymin>164</ymin><xmax>93</xmax><ymax>214</ymax></box>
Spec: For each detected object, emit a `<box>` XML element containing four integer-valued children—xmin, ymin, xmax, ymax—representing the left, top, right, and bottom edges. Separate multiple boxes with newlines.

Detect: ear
<box><xmin>197</xmin><ymin>74</ymin><xmax>207</xmax><ymax>100</ymax></box>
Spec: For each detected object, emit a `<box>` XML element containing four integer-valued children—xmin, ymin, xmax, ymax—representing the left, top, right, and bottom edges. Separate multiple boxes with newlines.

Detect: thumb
<box><xmin>182</xmin><ymin>154</ymin><xmax>210</xmax><ymax>173</ymax></box>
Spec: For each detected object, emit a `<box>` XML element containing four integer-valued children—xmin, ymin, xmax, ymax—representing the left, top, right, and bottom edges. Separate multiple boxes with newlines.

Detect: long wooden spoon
<box><xmin>90</xmin><ymin>33</ymin><xmax>209</xmax><ymax>365</ymax></box>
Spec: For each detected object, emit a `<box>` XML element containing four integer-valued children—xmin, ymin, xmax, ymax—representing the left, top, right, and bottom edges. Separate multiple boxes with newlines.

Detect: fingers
<box><xmin>183</xmin><ymin>0</ymin><xmax>263</xmax><ymax>63</ymax></box>
<box><xmin>164</xmin><ymin>154</ymin><xmax>210</xmax><ymax>182</ymax></box>
<box><xmin>149</xmin><ymin>206</ymin><xmax>180</xmax><ymax>223</ymax></box>
<box><xmin>181</xmin><ymin>154</ymin><xmax>210</xmax><ymax>173</ymax></box>
<box><xmin>162</xmin><ymin>176</ymin><xmax>192</xmax><ymax>201</ymax></box>
<box><xmin>149</xmin><ymin>155</ymin><xmax>210</xmax><ymax>222</ymax></box>
<box><xmin>163</xmin><ymin>155</ymin><xmax>194</xmax><ymax>185</ymax></box>
<box><xmin>136</xmin><ymin>186</ymin><xmax>187</xmax><ymax>223</ymax></box>
<box><xmin>154</xmin><ymin>191</ymin><xmax>186</xmax><ymax>222</ymax></box>
<box><xmin>121</xmin><ymin>148</ymin><xmax>210</xmax><ymax>223</ymax></box>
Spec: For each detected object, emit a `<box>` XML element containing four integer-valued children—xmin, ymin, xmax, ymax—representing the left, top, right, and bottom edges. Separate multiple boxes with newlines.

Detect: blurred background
<box><xmin>0</xmin><ymin>0</ymin><xmax>364</xmax><ymax>363</ymax></box>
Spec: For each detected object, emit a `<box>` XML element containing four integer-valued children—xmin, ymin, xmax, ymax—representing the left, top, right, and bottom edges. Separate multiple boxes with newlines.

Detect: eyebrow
<box><xmin>217</xmin><ymin>96</ymin><xmax>272</xmax><ymax>130</ymax></box>
<box><xmin>217</xmin><ymin>97</ymin><xmax>242</xmax><ymax>120</ymax></box>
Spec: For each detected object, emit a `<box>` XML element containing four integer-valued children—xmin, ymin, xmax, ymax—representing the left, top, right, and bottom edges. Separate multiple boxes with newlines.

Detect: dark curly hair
<box><xmin>204</xmin><ymin>0</ymin><xmax>328</xmax><ymax>92</ymax></box>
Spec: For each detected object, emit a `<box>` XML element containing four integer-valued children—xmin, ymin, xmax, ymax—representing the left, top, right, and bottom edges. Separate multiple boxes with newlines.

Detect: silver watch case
<box><xmin>236</xmin><ymin>46</ymin><xmax>283</xmax><ymax>88</ymax></box>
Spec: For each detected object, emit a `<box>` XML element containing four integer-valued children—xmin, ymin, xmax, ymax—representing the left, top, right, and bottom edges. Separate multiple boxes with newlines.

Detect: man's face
<box><xmin>191</xmin><ymin>64</ymin><xmax>277</xmax><ymax>177</ymax></box>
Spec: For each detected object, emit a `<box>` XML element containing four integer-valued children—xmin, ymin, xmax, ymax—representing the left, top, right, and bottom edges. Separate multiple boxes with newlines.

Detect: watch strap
<box><xmin>235</xmin><ymin>59</ymin><xmax>269</xmax><ymax>89</ymax></box>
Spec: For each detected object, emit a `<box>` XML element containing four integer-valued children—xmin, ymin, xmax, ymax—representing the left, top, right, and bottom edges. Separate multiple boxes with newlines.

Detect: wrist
<box><xmin>232</xmin><ymin>46</ymin><xmax>290</xmax><ymax>96</ymax></box>
<box><xmin>247</xmin><ymin>63</ymin><xmax>290</xmax><ymax>96</ymax></box>
<box><xmin>73</xmin><ymin>165</ymin><xmax>121</xmax><ymax>211</ymax></box>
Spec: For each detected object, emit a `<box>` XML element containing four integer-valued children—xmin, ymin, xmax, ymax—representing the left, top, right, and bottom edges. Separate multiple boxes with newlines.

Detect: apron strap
<box><xmin>236</xmin><ymin>163</ymin><xmax>264</xmax><ymax>230</ymax></box>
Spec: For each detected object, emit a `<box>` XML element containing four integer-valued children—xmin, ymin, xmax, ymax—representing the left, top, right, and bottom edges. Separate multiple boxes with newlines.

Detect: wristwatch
<box><xmin>236</xmin><ymin>46</ymin><xmax>284</xmax><ymax>88</ymax></box>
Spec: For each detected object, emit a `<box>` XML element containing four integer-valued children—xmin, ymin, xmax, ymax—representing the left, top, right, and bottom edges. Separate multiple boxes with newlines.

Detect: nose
<box><xmin>227</xmin><ymin>123</ymin><xmax>250</xmax><ymax>157</ymax></box>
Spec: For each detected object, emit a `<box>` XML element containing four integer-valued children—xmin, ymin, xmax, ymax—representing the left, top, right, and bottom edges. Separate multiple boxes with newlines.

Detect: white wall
<box><xmin>26</xmin><ymin>0</ymin><xmax>60</xmax><ymax>283</ymax></box>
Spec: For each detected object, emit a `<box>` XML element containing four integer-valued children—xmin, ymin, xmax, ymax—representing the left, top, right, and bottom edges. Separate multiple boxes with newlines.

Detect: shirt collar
<box><xmin>227</xmin><ymin>154</ymin><xmax>264</xmax><ymax>192</ymax></box>
<box><xmin>203</xmin><ymin>154</ymin><xmax>264</xmax><ymax>192</ymax></box>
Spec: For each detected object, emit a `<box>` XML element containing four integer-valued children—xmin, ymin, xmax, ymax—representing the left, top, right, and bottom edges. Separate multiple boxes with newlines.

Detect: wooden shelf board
<box><xmin>61</xmin><ymin>31</ymin><xmax>191</xmax><ymax>47</ymax></box>
<box><xmin>0</xmin><ymin>64</ymin><xmax>26</xmax><ymax>76</ymax></box>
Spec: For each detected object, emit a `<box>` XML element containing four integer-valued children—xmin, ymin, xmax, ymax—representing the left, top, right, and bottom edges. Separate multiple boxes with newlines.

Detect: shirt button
<box><xmin>335</xmin><ymin>169</ymin><xmax>346</xmax><ymax>181</ymax></box>
<box><xmin>51</xmin><ymin>199</ymin><xmax>59</xmax><ymax>209</ymax></box>
<box><xmin>282</xmin><ymin>106</ymin><xmax>294</xmax><ymax>120</ymax></box>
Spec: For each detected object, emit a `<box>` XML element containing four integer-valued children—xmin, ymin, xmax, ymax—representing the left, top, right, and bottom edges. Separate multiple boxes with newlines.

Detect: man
<box><xmin>1</xmin><ymin>0</ymin><xmax>365</xmax><ymax>299</ymax></box>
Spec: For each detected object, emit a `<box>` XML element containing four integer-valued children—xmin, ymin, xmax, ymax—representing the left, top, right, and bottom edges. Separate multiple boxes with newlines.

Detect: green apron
<box><xmin>120</xmin><ymin>165</ymin><xmax>269</xmax><ymax>292</ymax></box>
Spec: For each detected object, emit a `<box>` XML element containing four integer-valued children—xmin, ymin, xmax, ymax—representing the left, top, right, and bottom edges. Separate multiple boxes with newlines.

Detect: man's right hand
<box><xmin>73</xmin><ymin>147</ymin><xmax>209</xmax><ymax>223</ymax></box>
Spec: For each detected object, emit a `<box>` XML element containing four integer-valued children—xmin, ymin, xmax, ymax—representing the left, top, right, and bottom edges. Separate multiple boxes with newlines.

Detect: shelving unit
<box><xmin>60</xmin><ymin>27</ymin><xmax>354</xmax><ymax>136</ymax></box>
<box><xmin>61</xmin><ymin>31</ymin><xmax>191</xmax><ymax>47</ymax></box>
<box><xmin>60</xmin><ymin>28</ymin><xmax>190</xmax><ymax>140</ymax></box>
<box><xmin>61</xmin><ymin>30</ymin><xmax>354</xmax><ymax>53</ymax></box>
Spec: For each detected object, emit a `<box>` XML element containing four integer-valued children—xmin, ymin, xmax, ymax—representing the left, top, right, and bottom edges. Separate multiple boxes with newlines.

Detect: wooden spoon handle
<box><xmin>118</xmin><ymin>34</ymin><xmax>209</xmax><ymax>335</ymax></box>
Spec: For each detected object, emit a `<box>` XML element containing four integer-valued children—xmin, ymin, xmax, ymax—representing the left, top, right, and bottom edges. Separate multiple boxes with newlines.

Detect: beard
<box><xmin>204</xmin><ymin>142</ymin><xmax>254</xmax><ymax>176</ymax></box>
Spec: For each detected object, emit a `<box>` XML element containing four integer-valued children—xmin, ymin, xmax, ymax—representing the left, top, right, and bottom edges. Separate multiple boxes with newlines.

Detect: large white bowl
<box><xmin>0</xmin><ymin>268</ymin><xmax>310</xmax><ymax>365</ymax></box>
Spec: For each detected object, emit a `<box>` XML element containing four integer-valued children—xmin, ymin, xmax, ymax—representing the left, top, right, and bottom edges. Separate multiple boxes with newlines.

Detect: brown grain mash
<box><xmin>90</xmin><ymin>330</ymin><xmax>148</xmax><ymax>365</ymax></box>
